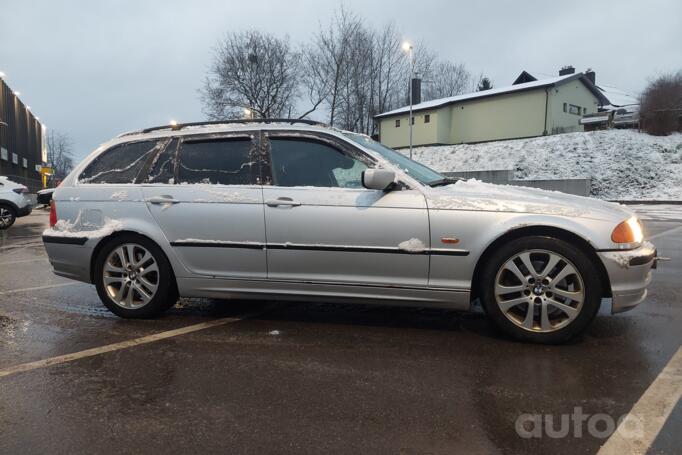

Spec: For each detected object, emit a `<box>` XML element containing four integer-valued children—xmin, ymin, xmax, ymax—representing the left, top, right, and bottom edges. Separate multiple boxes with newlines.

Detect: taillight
<box><xmin>49</xmin><ymin>200</ymin><xmax>57</xmax><ymax>227</ymax></box>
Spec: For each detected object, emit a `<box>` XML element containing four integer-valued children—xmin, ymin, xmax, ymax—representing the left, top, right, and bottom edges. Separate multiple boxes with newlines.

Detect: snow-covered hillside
<box><xmin>409</xmin><ymin>130</ymin><xmax>682</xmax><ymax>200</ymax></box>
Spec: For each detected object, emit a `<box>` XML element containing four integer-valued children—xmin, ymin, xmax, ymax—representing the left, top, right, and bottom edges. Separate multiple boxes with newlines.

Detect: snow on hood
<box><xmin>426</xmin><ymin>179</ymin><xmax>632</xmax><ymax>221</ymax></box>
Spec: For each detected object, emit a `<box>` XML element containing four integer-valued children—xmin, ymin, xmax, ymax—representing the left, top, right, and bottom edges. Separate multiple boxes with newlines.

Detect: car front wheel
<box><xmin>94</xmin><ymin>234</ymin><xmax>178</xmax><ymax>318</ymax></box>
<box><xmin>0</xmin><ymin>205</ymin><xmax>16</xmax><ymax>230</ymax></box>
<box><xmin>480</xmin><ymin>236</ymin><xmax>602</xmax><ymax>344</ymax></box>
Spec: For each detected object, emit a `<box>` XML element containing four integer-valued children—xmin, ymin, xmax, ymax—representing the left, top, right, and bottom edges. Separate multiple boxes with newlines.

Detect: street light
<box><xmin>402</xmin><ymin>41</ymin><xmax>415</xmax><ymax>159</ymax></box>
<box><xmin>244</xmin><ymin>108</ymin><xmax>253</xmax><ymax>119</ymax></box>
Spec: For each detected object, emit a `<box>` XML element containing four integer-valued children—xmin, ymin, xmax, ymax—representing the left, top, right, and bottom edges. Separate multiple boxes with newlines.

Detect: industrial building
<box><xmin>0</xmin><ymin>74</ymin><xmax>46</xmax><ymax>191</ymax></box>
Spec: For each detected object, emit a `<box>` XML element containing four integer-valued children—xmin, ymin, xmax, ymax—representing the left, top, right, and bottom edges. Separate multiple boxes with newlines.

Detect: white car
<box><xmin>0</xmin><ymin>176</ymin><xmax>32</xmax><ymax>229</ymax></box>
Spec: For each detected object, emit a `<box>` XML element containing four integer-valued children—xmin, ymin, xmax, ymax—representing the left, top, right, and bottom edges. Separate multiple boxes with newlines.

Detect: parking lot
<box><xmin>1</xmin><ymin>207</ymin><xmax>680</xmax><ymax>454</ymax></box>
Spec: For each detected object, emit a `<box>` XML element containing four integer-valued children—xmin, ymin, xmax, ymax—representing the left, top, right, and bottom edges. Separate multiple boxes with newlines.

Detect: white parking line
<box><xmin>0</xmin><ymin>258</ymin><xmax>48</xmax><ymax>265</ymax></box>
<box><xmin>0</xmin><ymin>317</ymin><xmax>246</xmax><ymax>379</ymax></box>
<box><xmin>0</xmin><ymin>282</ymin><xmax>81</xmax><ymax>295</ymax></box>
<box><xmin>597</xmin><ymin>347</ymin><xmax>682</xmax><ymax>454</ymax></box>
<box><xmin>648</xmin><ymin>225</ymin><xmax>682</xmax><ymax>241</ymax></box>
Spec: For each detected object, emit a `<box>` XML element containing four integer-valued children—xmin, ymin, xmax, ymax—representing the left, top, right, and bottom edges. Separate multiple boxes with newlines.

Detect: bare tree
<box><xmin>640</xmin><ymin>70</ymin><xmax>682</xmax><ymax>135</ymax></box>
<box><xmin>201</xmin><ymin>30</ymin><xmax>299</xmax><ymax>119</ymax></box>
<box><xmin>423</xmin><ymin>60</ymin><xmax>472</xmax><ymax>101</ymax></box>
<box><xmin>46</xmin><ymin>131</ymin><xmax>74</xmax><ymax>181</ymax></box>
<box><xmin>305</xmin><ymin>6</ymin><xmax>364</xmax><ymax>127</ymax></box>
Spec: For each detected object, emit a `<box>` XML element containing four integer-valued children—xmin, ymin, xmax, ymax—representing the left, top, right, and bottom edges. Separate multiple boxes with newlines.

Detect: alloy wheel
<box><xmin>494</xmin><ymin>249</ymin><xmax>585</xmax><ymax>333</ymax></box>
<box><xmin>103</xmin><ymin>243</ymin><xmax>159</xmax><ymax>309</ymax></box>
<box><xmin>0</xmin><ymin>207</ymin><xmax>14</xmax><ymax>228</ymax></box>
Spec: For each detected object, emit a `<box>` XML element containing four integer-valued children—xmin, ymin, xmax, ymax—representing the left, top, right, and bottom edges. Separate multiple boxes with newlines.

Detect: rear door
<box><xmin>142</xmin><ymin>133</ymin><xmax>266</xmax><ymax>279</ymax></box>
<box><xmin>261</xmin><ymin>131</ymin><xmax>430</xmax><ymax>286</ymax></box>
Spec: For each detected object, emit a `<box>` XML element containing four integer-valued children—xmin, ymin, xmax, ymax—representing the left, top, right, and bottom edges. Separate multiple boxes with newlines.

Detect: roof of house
<box><xmin>375</xmin><ymin>72</ymin><xmax>609</xmax><ymax>118</ymax></box>
<box><xmin>596</xmin><ymin>84</ymin><xmax>639</xmax><ymax>108</ymax></box>
<box><xmin>512</xmin><ymin>71</ymin><xmax>538</xmax><ymax>85</ymax></box>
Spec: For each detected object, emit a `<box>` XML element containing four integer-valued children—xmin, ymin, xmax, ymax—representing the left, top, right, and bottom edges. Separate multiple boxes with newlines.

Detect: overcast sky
<box><xmin>1</xmin><ymin>0</ymin><xmax>680</xmax><ymax>161</ymax></box>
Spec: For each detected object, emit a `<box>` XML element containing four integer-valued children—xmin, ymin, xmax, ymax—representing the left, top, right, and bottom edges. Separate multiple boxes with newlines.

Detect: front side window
<box><xmin>80</xmin><ymin>140</ymin><xmax>164</xmax><ymax>184</ymax></box>
<box><xmin>343</xmin><ymin>132</ymin><xmax>445</xmax><ymax>186</ymax></box>
<box><xmin>268</xmin><ymin>138</ymin><xmax>369</xmax><ymax>188</ymax></box>
<box><xmin>424</xmin><ymin>114</ymin><xmax>431</xmax><ymax>123</ymax></box>
<box><xmin>395</xmin><ymin>119</ymin><xmax>401</xmax><ymax>128</ymax></box>
<box><xmin>178</xmin><ymin>138</ymin><xmax>255</xmax><ymax>185</ymax></box>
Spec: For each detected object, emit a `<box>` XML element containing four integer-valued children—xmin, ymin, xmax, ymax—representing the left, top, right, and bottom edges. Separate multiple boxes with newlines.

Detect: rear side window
<box><xmin>178</xmin><ymin>138</ymin><xmax>255</xmax><ymax>185</ymax></box>
<box><xmin>268</xmin><ymin>138</ymin><xmax>369</xmax><ymax>188</ymax></box>
<box><xmin>80</xmin><ymin>140</ymin><xmax>164</xmax><ymax>184</ymax></box>
<box><xmin>146</xmin><ymin>138</ymin><xmax>179</xmax><ymax>184</ymax></box>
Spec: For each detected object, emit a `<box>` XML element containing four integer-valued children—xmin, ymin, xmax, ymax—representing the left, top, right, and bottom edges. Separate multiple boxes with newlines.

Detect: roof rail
<box><xmin>119</xmin><ymin>119</ymin><xmax>328</xmax><ymax>137</ymax></box>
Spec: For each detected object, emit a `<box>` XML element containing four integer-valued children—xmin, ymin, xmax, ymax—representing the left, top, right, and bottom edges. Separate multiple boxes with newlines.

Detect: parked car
<box><xmin>37</xmin><ymin>188</ymin><xmax>56</xmax><ymax>206</ymax></box>
<box><xmin>613</xmin><ymin>105</ymin><xmax>640</xmax><ymax>128</ymax></box>
<box><xmin>42</xmin><ymin>120</ymin><xmax>658</xmax><ymax>343</ymax></box>
<box><xmin>0</xmin><ymin>176</ymin><xmax>32</xmax><ymax>229</ymax></box>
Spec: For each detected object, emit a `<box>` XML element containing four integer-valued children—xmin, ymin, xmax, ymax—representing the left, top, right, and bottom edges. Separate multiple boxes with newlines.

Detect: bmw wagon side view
<box><xmin>42</xmin><ymin>120</ymin><xmax>658</xmax><ymax>343</ymax></box>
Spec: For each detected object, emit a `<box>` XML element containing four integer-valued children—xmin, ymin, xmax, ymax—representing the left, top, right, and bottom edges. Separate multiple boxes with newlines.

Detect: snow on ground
<box><xmin>408</xmin><ymin>130</ymin><xmax>682</xmax><ymax>200</ymax></box>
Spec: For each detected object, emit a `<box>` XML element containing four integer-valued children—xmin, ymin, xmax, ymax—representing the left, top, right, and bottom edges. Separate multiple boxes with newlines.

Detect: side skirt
<box><xmin>176</xmin><ymin>277</ymin><xmax>471</xmax><ymax>310</ymax></box>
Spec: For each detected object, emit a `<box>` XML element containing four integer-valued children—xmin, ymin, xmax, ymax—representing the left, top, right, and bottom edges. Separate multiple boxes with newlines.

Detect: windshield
<box><xmin>343</xmin><ymin>133</ymin><xmax>446</xmax><ymax>186</ymax></box>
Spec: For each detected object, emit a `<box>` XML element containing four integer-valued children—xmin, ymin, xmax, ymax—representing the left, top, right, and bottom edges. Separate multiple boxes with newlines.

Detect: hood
<box><xmin>425</xmin><ymin>179</ymin><xmax>633</xmax><ymax>222</ymax></box>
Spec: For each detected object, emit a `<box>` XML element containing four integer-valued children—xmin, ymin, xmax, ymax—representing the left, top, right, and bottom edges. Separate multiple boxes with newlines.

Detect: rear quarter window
<box><xmin>79</xmin><ymin>140</ymin><xmax>166</xmax><ymax>184</ymax></box>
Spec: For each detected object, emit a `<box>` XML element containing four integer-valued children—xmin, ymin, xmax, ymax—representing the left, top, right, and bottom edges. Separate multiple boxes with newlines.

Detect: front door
<box><xmin>142</xmin><ymin>134</ymin><xmax>266</xmax><ymax>279</ymax></box>
<box><xmin>261</xmin><ymin>132</ymin><xmax>430</xmax><ymax>287</ymax></box>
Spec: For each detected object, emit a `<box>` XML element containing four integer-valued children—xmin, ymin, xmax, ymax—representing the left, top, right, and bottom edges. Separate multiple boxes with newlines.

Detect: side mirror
<box><xmin>362</xmin><ymin>169</ymin><xmax>395</xmax><ymax>191</ymax></box>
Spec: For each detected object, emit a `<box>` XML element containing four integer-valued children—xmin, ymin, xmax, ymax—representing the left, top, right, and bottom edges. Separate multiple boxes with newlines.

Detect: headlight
<box><xmin>611</xmin><ymin>217</ymin><xmax>643</xmax><ymax>244</ymax></box>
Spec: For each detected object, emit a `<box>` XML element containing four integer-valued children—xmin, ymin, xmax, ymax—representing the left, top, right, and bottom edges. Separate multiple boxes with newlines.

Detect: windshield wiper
<box><xmin>429</xmin><ymin>177</ymin><xmax>461</xmax><ymax>187</ymax></box>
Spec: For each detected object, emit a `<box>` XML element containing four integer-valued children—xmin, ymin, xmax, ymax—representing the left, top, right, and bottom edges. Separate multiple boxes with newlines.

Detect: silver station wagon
<box><xmin>43</xmin><ymin>120</ymin><xmax>657</xmax><ymax>343</ymax></box>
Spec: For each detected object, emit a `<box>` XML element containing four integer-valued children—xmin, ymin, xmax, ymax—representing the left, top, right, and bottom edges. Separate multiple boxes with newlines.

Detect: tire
<box><xmin>94</xmin><ymin>234</ymin><xmax>178</xmax><ymax>318</ymax></box>
<box><xmin>0</xmin><ymin>204</ymin><xmax>16</xmax><ymax>230</ymax></box>
<box><xmin>479</xmin><ymin>236</ymin><xmax>602</xmax><ymax>344</ymax></box>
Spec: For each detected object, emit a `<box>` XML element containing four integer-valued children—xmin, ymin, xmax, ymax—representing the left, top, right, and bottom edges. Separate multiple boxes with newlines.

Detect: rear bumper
<box><xmin>597</xmin><ymin>241</ymin><xmax>656</xmax><ymax>314</ymax></box>
<box><xmin>42</xmin><ymin>236</ymin><xmax>94</xmax><ymax>283</ymax></box>
<box><xmin>16</xmin><ymin>204</ymin><xmax>32</xmax><ymax>217</ymax></box>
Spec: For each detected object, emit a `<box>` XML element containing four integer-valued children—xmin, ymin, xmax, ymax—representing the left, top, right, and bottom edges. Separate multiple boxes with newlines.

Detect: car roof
<box><xmin>115</xmin><ymin>119</ymin><xmax>342</xmax><ymax>144</ymax></box>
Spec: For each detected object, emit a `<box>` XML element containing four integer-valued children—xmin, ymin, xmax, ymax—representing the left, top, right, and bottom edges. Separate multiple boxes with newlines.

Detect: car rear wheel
<box><xmin>94</xmin><ymin>234</ymin><xmax>178</xmax><ymax>318</ymax></box>
<box><xmin>479</xmin><ymin>236</ymin><xmax>602</xmax><ymax>344</ymax></box>
<box><xmin>0</xmin><ymin>205</ymin><xmax>16</xmax><ymax>230</ymax></box>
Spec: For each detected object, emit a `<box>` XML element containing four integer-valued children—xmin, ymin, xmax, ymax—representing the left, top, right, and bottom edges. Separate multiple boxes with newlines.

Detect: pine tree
<box><xmin>477</xmin><ymin>77</ymin><xmax>493</xmax><ymax>91</ymax></box>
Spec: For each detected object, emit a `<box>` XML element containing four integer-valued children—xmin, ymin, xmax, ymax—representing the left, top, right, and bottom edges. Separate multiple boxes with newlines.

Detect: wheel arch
<box><xmin>0</xmin><ymin>199</ymin><xmax>19</xmax><ymax>213</ymax></box>
<box><xmin>470</xmin><ymin>225</ymin><xmax>612</xmax><ymax>301</ymax></box>
<box><xmin>89</xmin><ymin>230</ymin><xmax>178</xmax><ymax>294</ymax></box>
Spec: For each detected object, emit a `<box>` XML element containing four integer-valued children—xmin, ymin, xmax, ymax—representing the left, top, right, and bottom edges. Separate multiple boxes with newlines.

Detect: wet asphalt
<box><xmin>0</xmin><ymin>209</ymin><xmax>680</xmax><ymax>454</ymax></box>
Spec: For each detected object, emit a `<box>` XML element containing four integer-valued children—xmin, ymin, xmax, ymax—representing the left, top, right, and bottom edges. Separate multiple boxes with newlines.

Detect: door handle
<box><xmin>147</xmin><ymin>196</ymin><xmax>180</xmax><ymax>205</ymax></box>
<box><xmin>266</xmin><ymin>197</ymin><xmax>301</xmax><ymax>207</ymax></box>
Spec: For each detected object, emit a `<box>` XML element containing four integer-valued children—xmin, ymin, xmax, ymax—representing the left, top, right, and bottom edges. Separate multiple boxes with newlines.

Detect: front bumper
<box><xmin>597</xmin><ymin>241</ymin><xmax>656</xmax><ymax>314</ymax></box>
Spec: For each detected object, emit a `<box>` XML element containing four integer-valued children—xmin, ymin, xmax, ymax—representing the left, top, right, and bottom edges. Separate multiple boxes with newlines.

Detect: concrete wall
<box><xmin>547</xmin><ymin>80</ymin><xmax>599</xmax><ymax>134</ymax></box>
<box><xmin>443</xmin><ymin>169</ymin><xmax>513</xmax><ymax>184</ymax></box>
<box><xmin>443</xmin><ymin>170</ymin><xmax>591</xmax><ymax>197</ymax></box>
<box><xmin>449</xmin><ymin>89</ymin><xmax>547</xmax><ymax>143</ymax></box>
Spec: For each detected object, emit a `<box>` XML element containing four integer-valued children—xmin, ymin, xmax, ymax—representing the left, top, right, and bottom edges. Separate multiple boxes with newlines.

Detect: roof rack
<box><xmin>120</xmin><ymin>119</ymin><xmax>328</xmax><ymax>137</ymax></box>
